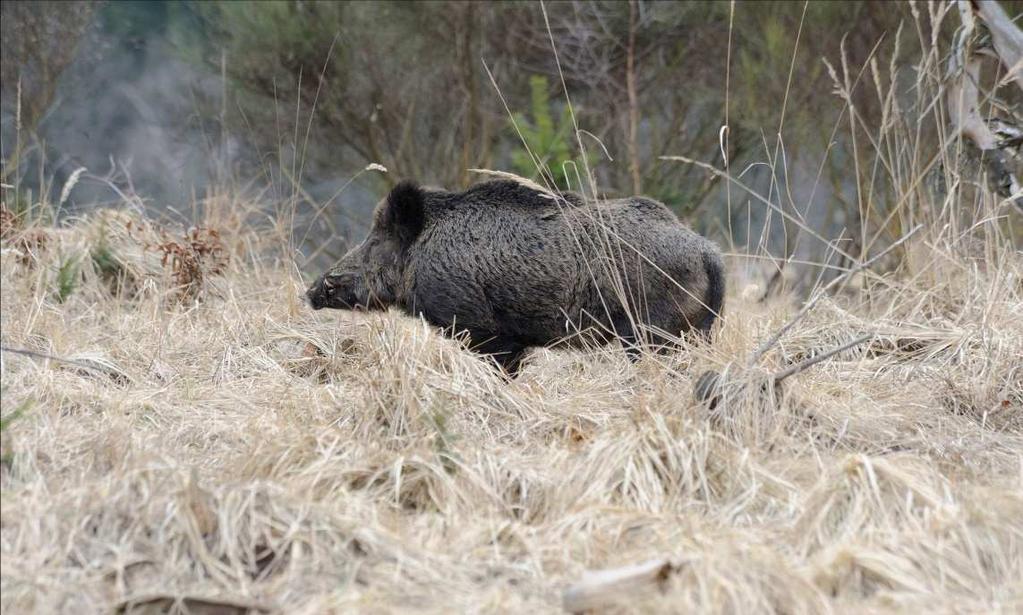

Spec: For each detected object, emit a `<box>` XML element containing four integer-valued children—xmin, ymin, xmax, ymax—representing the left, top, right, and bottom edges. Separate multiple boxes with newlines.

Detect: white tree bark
<box><xmin>974</xmin><ymin>0</ymin><xmax>1023</xmax><ymax>93</ymax></box>
<box><xmin>948</xmin><ymin>0</ymin><xmax>1022</xmax><ymax>209</ymax></box>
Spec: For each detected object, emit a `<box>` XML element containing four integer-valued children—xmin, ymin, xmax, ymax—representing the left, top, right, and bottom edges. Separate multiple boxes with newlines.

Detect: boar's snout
<box><xmin>306</xmin><ymin>276</ymin><xmax>328</xmax><ymax>310</ymax></box>
<box><xmin>306</xmin><ymin>272</ymin><xmax>368</xmax><ymax>311</ymax></box>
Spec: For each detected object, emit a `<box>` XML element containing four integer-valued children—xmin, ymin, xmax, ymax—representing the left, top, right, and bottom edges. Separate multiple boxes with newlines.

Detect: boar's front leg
<box><xmin>610</xmin><ymin>315</ymin><xmax>642</xmax><ymax>362</ymax></box>
<box><xmin>470</xmin><ymin>335</ymin><xmax>528</xmax><ymax>378</ymax></box>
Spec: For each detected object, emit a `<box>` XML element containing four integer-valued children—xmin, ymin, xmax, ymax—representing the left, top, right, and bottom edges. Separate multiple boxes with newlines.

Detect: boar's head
<box><xmin>307</xmin><ymin>181</ymin><xmax>424</xmax><ymax>311</ymax></box>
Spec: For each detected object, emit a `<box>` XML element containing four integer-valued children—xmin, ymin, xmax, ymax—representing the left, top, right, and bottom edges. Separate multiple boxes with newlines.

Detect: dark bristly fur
<box><xmin>699</xmin><ymin>251</ymin><xmax>726</xmax><ymax>336</ymax></box>
<box><xmin>307</xmin><ymin>179</ymin><xmax>725</xmax><ymax>376</ymax></box>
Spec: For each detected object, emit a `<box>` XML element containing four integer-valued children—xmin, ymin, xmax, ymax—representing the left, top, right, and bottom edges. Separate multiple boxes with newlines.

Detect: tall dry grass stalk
<box><xmin>2</xmin><ymin>3</ymin><xmax>1022</xmax><ymax>614</ymax></box>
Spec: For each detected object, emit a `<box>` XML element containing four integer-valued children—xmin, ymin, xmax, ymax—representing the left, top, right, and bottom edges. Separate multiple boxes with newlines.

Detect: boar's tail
<box><xmin>696</xmin><ymin>251</ymin><xmax>725</xmax><ymax>337</ymax></box>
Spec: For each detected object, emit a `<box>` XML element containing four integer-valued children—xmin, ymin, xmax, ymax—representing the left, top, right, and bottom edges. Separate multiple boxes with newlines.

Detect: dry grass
<box><xmin>1</xmin><ymin>192</ymin><xmax>1020</xmax><ymax>614</ymax></box>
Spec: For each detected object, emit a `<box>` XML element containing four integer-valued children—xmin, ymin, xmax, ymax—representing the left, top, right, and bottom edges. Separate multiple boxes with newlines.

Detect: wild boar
<box><xmin>307</xmin><ymin>179</ymin><xmax>724</xmax><ymax>376</ymax></box>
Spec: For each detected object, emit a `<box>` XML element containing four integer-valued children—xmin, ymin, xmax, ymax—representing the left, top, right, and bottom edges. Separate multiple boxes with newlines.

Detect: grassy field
<box><xmin>1</xmin><ymin>184</ymin><xmax>1020</xmax><ymax>613</ymax></box>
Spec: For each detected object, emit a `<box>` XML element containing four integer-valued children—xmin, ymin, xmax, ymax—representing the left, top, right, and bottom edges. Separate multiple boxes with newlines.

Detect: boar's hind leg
<box><xmin>471</xmin><ymin>336</ymin><xmax>528</xmax><ymax>378</ymax></box>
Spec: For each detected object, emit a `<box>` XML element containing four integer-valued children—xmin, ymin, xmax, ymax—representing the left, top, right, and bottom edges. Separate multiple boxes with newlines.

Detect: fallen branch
<box><xmin>772</xmin><ymin>333</ymin><xmax>874</xmax><ymax>383</ymax></box>
<box><xmin>694</xmin><ymin>334</ymin><xmax>874</xmax><ymax>409</ymax></box>
<box><xmin>746</xmin><ymin>224</ymin><xmax>921</xmax><ymax>367</ymax></box>
<box><xmin>114</xmin><ymin>593</ymin><xmax>272</xmax><ymax>614</ymax></box>
<box><xmin>0</xmin><ymin>346</ymin><xmax>132</xmax><ymax>386</ymax></box>
<box><xmin>562</xmin><ymin>557</ymin><xmax>680</xmax><ymax>613</ymax></box>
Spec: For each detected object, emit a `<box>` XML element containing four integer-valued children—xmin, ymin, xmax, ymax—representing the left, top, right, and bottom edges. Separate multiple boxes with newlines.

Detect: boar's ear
<box><xmin>380</xmin><ymin>180</ymin><xmax>425</xmax><ymax>246</ymax></box>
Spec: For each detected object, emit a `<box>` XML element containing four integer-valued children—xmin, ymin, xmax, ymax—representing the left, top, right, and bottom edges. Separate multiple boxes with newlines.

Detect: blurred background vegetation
<box><xmin>2</xmin><ymin>0</ymin><xmax>1020</xmax><ymax>270</ymax></box>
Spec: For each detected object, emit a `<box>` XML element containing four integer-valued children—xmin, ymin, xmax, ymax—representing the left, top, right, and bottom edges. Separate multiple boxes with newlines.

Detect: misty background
<box><xmin>2</xmin><ymin>0</ymin><xmax>1020</xmax><ymax>274</ymax></box>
